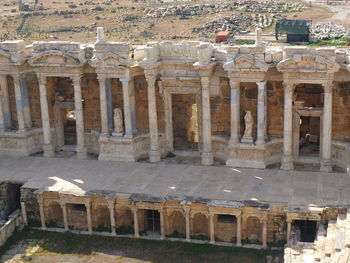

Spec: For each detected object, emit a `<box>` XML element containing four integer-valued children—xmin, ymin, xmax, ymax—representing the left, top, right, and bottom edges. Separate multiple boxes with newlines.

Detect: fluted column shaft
<box><xmin>229</xmin><ymin>80</ymin><xmax>240</xmax><ymax>146</ymax></box>
<box><xmin>85</xmin><ymin>202</ymin><xmax>92</xmax><ymax>233</ymax></box>
<box><xmin>236</xmin><ymin>214</ymin><xmax>242</xmax><ymax>246</ymax></box>
<box><xmin>256</xmin><ymin>81</ymin><xmax>267</xmax><ymax>145</ymax></box>
<box><xmin>184</xmin><ymin>207</ymin><xmax>191</xmax><ymax>242</ymax></box>
<box><xmin>281</xmin><ymin>83</ymin><xmax>295</xmax><ymax>170</ymax></box>
<box><xmin>120</xmin><ymin>78</ymin><xmax>133</xmax><ymax>137</ymax></box>
<box><xmin>133</xmin><ymin>207</ymin><xmax>139</xmax><ymax>237</ymax></box>
<box><xmin>209</xmin><ymin>212</ymin><xmax>215</xmax><ymax>244</ymax></box>
<box><xmin>97</xmin><ymin>76</ymin><xmax>109</xmax><ymax>135</ymax></box>
<box><xmin>72</xmin><ymin>76</ymin><xmax>87</xmax><ymax>159</ymax></box>
<box><xmin>13</xmin><ymin>74</ymin><xmax>26</xmax><ymax>132</ymax></box>
<box><xmin>60</xmin><ymin>203</ymin><xmax>68</xmax><ymax>231</ymax></box>
<box><xmin>0</xmin><ymin>76</ymin><xmax>11</xmax><ymax>129</ymax></box>
<box><xmin>321</xmin><ymin>83</ymin><xmax>333</xmax><ymax>172</ymax></box>
<box><xmin>146</xmin><ymin>76</ymin><xmax>160</xmax><ymax>162</ymax></box>
<box><xmin>38</xmin><ymin>75</ymin><xmax>54</xmax><ymax>157</ymax></box>
<box><xmin>201</xmin><ymin>76</ymin><xmax>213</xmax><ymax>165</ymax></box>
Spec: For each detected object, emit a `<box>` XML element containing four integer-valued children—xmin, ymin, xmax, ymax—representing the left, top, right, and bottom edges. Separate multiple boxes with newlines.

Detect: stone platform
<box><xmin>0</xmin><ymin>155</ymin><xmax>349</xmax><ymax>208</ymax></box>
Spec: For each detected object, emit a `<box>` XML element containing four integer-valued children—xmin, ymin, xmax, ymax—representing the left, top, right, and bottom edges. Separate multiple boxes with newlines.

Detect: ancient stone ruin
<box><xmin>0</xmin><ymin>28</ymin><xmax>350</xmax><ymax>262</ymax></box>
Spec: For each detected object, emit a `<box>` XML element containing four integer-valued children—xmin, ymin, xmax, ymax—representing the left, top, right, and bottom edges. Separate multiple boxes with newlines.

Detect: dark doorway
<box><xmin>172</xmin><ymin>94</ymin><xmax>199</xmax><ymax>151</ymax></box>
<box><xmin>293</xmin><ymin>220</ymin><xmax>317</xmax><ymax>242</ymax></box>
<box><xmin>299</xmin><ymin>116</ymin><xmax>320</xmax><ymax>157</ymax></box>
<box><xmin>145</xmin><ymin>210</ymin><xmax>160</xmax><ymax>234</ymax></box>
<box><xmin>63</xmin><ymin>109</ymin><xmax>77</xmax><ymax>145</ymax></box>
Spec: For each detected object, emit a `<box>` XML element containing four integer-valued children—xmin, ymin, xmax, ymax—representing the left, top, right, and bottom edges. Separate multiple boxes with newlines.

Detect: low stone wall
<box><xmin>212</xmin><ymin>135</ymin><xmax>229</xmax><ymax>162</ymax></box>
<box><xmin>0</xmin><ymin>210</ymin><xmax>23</xmax><ymax>247</ymax></box>
<box><xmin>332</xmin><ymin>140</ymin><xmax>350</xmax><ymax>171</ymax></box>
<box><xmin>0</xmin><ymin>128</ymin><xmax>43</xmax><ymax>156</ymax></box>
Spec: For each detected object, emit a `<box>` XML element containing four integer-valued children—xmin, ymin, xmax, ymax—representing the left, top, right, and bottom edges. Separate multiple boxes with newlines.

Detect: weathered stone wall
<box><xmin>67</xmin><ymin>203</ymin><xmax>87</xmax><ymax>230</ymax></box>
<box><xmin>210</xmin><ymin>77</ymin><xmax>230</xmax><ymax>136</ymax></box>
<box><xmin>82</xmin><ymin>74</ymin><xmax>101</xmax><ymax>132</ymax></box>
<box><xmin>332</xmin><ymin>82</ymin><xmax>350</xmax><ymax>141</ymax></box>
<box><xmin>134</xmin><ymin>76</ymin><xmax>149</xmax><ymax>134</ymax></box>
<box><xmin>240</xmin><ymin>82</ymin><xmax>258</xmax><ymax>140</ymax></box>
<box><xmin>214</xmin><ymin>215</ymin><xmax>237</xmax><ymax>242</ymax></box>
<box><xmin>267</xmin><ymin>81</ymin><xmax>284</xmax><ymax>138</ymax></box>
<box><xmin>21</xmin><ymin>188</ymin><xmax>40</xmax><ymax>227</ymax></box>
<box><xmin>0</xmin><ymin>183</ymin><xmax>21</xmax><ymax>220</ymax></box>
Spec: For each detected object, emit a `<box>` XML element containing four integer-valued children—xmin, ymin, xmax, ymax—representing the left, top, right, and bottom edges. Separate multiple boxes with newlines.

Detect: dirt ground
<box><xmin>1</xmin><ymin>229</ymin><xmax>281</xmax><ymax>263</ymax></box>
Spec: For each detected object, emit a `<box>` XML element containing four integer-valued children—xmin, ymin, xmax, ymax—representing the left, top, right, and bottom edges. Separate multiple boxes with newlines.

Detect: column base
<box><xmin>42</xmin><ymin>144</ymin><xmax>55</xmax><ymax>158</ymax></box>
<box><xmin>281</xmin><ymin>155</ymin><xmax>294</xmax><ymax>170</ymax></box>
<box><xmin>201</xmin><ymin>151</ymin><xmax>214</xmax><ymax>166</ymax></box>
<box><xmin>236</xmin><ymin>241</ymin><xmax>242</xmax><ymax>247</ymax></box>
<box><xmin>76</xmin><ymin>146</ymin><xmax>88</xmax><ymax>159</ymax></box>
<box><xmin>149</xmin><ymin>149</ymin><xmax>161</xmax><ymax>163</ymax></box>
<box><xmin>320</xmin><ymin>159</ymin><xmax>333</xmax><ymax>173</ymax></box>
<box><xmin>210</xmin><ymin>240</ymin><xmax>215</xmax><ymax>245</ymax></box>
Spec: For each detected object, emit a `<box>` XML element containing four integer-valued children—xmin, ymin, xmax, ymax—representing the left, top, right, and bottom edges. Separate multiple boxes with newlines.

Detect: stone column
<box><xmin>120</xmin><ymin>78</ymin><xmax>133</xmax><ymax>137</ymax></box>
<box><xmin>19</xmin><ymin>75</ymin><xmax>32</xmax><ymax>130</ymax></box>
<box><xmin>159</xmin><ymin>208</ymin><xmax>165</xmax><ymax>240</ymax></box>
<box><xmin>72</xmin><ymin>76</ymin><xmax>87</xmax><ymax>159</ymax></box>
<box><xmin>321</xmin><ymin>83</ymin><xmax>333</xmax><ymax>172</ymax></box>
<box><xmin>287</xmin><ymin>219</ymin><xmax>292</xmax><ymax>246</ymax></box>
<box><xmin>132</xmin><ymin>207</ymin><xmax>139</xmax><ymax>237</ymax></box>
<box><xmin>129</xmin><ymin>78</ymin><xmax>137</xmax><ymax>134</ymax></box>
<box><xmin>20</xmin><ymin>202</ymin><xmax>28</xmax><ymax>225</ymax></box>
<box><xmin>146</xmin><ymin>76</ymin><xmax>160</xmax><ymax>162</ymax></box>
<box><xmin>184</xmin><ymin>206</ymin><xmax>191</xmax><ymax>242</ymax></box>
<box><xmin>37</xmin><ymin>196</ymin><xmax>46</xmax><ymax>230</ymax></box>
<box><xmin>12</xmin><ymin>74</ymin><xmax>26</xmax><ymax>133</ymax></box>
<box><xmin>60</xmin><ymin>202</ymin><xmax>68</xmax><ymax>231</ymax></box>
<box><xmin>262</xmin><ymin>219</ymin><xmax>267</xmax><ymax>249</ymax></box>
<box><xmin>281</xmin><ymin>82</ymin><xmax>295</xmax><ymax>170</ymax></box>
<box><xmin>209</xmin><ymin>212</ymin><xmax>215</xmax><ymax>244</ymax></box>
<box><xmin>0</xmin><ymin>90</ymin><xmax>4</xmax><ymax>132</ymax></box>
<box><xmin>0</xmin><ymin>75</ymin><xmax>11</xmax><ymax>129</ymax></box>
<box><xmin>97</xmin><ymin>76</ymin><xmax>109</xmax><ymax>135</ymax></box>
<box><xmin>38</xmin><ymin>75</ymin><xmax>54</xmax><ymax>157</ymax></box>
<box><xmin>85</xmin><ymin>202</ymin><xmax>92</xmax><ymax>233</ymax></box>
<box><xmin>229</xmin><ymin>80</ymin><xmax>240</xmax><ymax>147</ymax></box>
<box><xmin>201</xmin><ymin>76</ymin><xmax>213</xmax><ymax>165</ymax></box>
<box><xmin>108</xmin><ymin>201</ymin><xmax>116</xmax><ymax>235</ymax></box>
<box><xmin>256</xmin><ymin>82</ymin><xmax>266</xmax><ymax>145</ymax></box>
<box><xmin>236</xmin><ymin>214</ymin><xmax>242</xmax><ymax>246</ymax></box>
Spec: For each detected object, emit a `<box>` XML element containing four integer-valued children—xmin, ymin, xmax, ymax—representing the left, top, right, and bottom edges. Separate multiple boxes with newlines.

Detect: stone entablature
<box><xmin>2</xmin><ymin>29</ymin><xmax>350</xmax><ymax>172</ymax></box>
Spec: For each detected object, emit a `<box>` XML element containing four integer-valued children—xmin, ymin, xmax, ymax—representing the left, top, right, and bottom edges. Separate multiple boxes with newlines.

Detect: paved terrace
<box><xmin>0</xmin><ymin>155</ymin><xmax>349</xmax><ymax>208</ymax></box>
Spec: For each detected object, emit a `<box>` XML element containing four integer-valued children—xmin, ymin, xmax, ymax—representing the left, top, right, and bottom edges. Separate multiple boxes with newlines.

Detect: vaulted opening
<box><xmin>293</xmin><ymin>220</ymin><xmax>317</xmax><ymax>243</ymax></box>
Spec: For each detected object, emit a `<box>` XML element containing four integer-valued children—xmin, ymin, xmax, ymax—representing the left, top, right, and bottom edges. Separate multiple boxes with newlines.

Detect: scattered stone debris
<box><xmin>122</xmin><ymin>13</ymin><xmax>139</xmax><ymax>22</ymax></box>
<box><xmin>192</xmin><ymin>14</ymin><xmax>253</xmax><ymax>34</ymax></box>
<box><xmin>311</xmin><ymin>22</ymin><xmax>350</xmax><ymax>40</ymax></box>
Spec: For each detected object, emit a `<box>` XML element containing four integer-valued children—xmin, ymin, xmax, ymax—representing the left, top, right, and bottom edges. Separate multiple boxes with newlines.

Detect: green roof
<box><xmin>275</xmin><ymin>19</ymin><xmax>311</xmax><ymax>36</ymax></box>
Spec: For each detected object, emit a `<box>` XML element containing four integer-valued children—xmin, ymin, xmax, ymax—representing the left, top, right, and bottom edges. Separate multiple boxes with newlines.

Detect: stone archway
<box><xmin>244</xmin><ymin>216</ymin><xmax>262</xmax><ymax>244</ymax></box>
<box><xmin>166</xmin><ymin>210</ymin><xmax>186</xmax><ymax>238</ymax></box>
<box><xmin>191</xmin><ymin>213</ymin><xmax>209</xmax><ymax>240</ymax></box>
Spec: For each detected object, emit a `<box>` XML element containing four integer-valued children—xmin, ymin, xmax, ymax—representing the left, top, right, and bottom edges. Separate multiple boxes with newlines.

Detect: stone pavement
<box><xmin>0</xmin><ymin>155</ymin><xmax>349</xmax><ymax>207</ymax></box>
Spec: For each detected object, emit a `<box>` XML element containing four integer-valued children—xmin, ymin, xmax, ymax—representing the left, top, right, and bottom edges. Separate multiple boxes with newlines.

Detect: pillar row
<box><xmin>38</xmin><ymin>75</ymin><xmax>54</xmax><ymax>157</ymax></box>
<box><xmin>146</xmin><ymin>76</ymin><xmax>160</xmax><ymax>162</ymax></box>
<box><xmin>72</xmin><ymin>76</ymin><xmax>87</xmax><ymax>159</ymax></box>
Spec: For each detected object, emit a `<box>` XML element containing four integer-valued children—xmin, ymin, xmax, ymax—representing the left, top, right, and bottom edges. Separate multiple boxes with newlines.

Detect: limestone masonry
<box><xmin>1</xmin><ymin>28</ymin><xmax>350</xmax><ymax>262</ymax></box>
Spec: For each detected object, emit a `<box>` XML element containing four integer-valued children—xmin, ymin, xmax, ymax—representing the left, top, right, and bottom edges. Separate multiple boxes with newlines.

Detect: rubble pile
<box><xmin>144</xmin><ymin>3</ymin><xmax>229</xmax><ymax>18</ymax></box>
<box><xmin>144</xmin><ymin>0</ymin><xmax>306</xmax><ymax>19</ymax></box>
<box><xmin>311</xmin><ymin>23</ymin><xmax>350</xmax><ymax>40</ymax></box>
<box><xmin>234</xmin><ymin>0</ymin><xmax>306</xmax><ymax>13</ymax></box>
<box><xmin>192</xmin><ymin>14</ymin><xmax>252</xmax><ymax>34</ymax></box>
<box><xmin>252</xmin><ymin>13</ymin><xmax>274</xmax><ymax>28</ymax></box>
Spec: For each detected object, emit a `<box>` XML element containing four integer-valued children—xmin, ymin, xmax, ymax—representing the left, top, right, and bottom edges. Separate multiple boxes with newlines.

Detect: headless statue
<box><xmin>113</xmin><ymin>108</ymin><xmax>124</xmax><ymax>135</ymax></box>
<box><xmin>242</xmin><ymin>111</ymin><xmax>253</xmax><ymax>143</ymax></box>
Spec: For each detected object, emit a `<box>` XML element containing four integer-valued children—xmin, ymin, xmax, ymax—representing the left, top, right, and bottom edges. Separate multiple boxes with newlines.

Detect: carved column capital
<box><xmin>283</xmin><ymin>82</ymin><xmax>295</xmax><ymax>93</ymax></box>
<box><xmin>257</xmin><ymin>81</ymin><xmax>267</xmax><ymax>90</ymax></box>
<box><xmin>71</xmin><ymin>75</ymin><xmax>82</xmax><ymax>87</ymax></box>
<box><xmin>37</xmin><ymin>74</ymin><xmax>47</xmax><ymax>86</ymax></box>
<box><xmin>229</xmin><ymin>79</ymin><xmax>240</xmax><ymax>90</ymax></box>
<box><xmin>322</xmin><ymin>82</ymin><xmax>333</xmax><ymax>93</ymax></box>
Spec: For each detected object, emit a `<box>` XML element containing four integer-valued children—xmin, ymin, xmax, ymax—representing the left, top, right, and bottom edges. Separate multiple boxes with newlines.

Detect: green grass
<box><xmin>0</xmin><ymin>228</ymin><xmax>280</xmax><ymax>263</ymax></box>
<box><xmin>288</xmin><ymin>37</ymin><xmax>350</xmax><ymax>46</ymax></box>
<box><xmin>235</xmin><ymin>39</ymin><xmax>255</xmax><ymax>45</ymax></box>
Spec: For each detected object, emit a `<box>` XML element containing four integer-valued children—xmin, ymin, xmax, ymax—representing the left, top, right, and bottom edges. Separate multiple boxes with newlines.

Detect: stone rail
<box><xmin>0</xmin><ymin>209</ymin><xmax>23</xmax><ymax>247</ymax></box>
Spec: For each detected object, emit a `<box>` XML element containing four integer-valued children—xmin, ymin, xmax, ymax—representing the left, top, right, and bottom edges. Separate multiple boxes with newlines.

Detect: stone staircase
<box><xmin>284</xmin><ymin>210</ymin><xmax>350</xmax><ymax>263</ymax></box>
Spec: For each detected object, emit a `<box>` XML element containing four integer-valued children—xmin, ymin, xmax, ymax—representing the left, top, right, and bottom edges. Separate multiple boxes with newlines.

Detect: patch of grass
<box><xmin>166</xmin><ymin>230</ymin><xmax>186</xmax><ymax>239</ymax></box>
<box><xmin>116</xmin><ymin>226</ymin><xmax>133</xmax><ymax>235</ymax></box>
<box><xmin>235</xmin><ymin>39</ymin><xmax>255</xmax><ymax>45</ymax></box>
<box><xmin>289</xmin><ymin>37</ymin><xmax>350</xmax><ymax>46</ymax></box>
<box><xmin>93</xmin><ymin>225</ymin><xmax>110</xmax><ymax>232</ymax></box>
<box><xmin>0</xmin><ymin>228</ymin><xmax>280</xmax><ymax>263</ymax></box>
<box><xmin>191</xmin><ymin>234</ymin><xmax>210</xmax><ymax>241</ymax></box>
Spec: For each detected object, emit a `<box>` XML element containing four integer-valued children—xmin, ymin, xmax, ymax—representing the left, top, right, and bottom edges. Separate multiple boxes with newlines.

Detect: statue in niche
<box><xmin>112</xmin><ymin>108</ymin><xmax>124</xmax><ymax>136</ymax></box>
<box><xmin>242</xmin><ymin>111</ymin><xmax>253</xmax><ymax>143</ymax></box>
